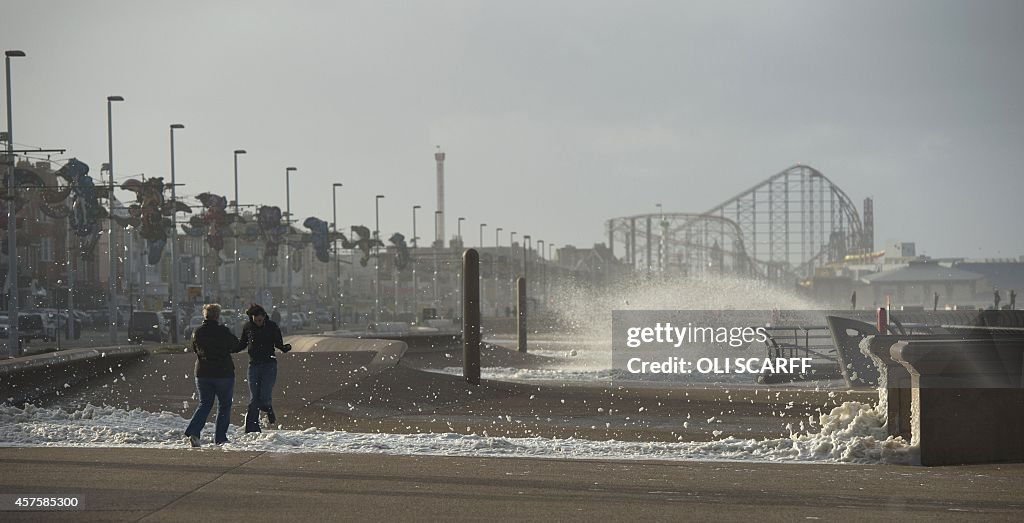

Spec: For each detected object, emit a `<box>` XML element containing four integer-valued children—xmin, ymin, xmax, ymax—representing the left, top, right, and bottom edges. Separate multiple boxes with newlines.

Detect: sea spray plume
<box><xmin>547</xmin><ymin>272</ymin><xmax>826</xmax><ymax>340</ymax></box>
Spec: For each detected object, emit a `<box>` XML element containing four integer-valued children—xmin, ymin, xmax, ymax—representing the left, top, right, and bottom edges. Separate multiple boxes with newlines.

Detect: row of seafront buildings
<box><xmin>0</xmin><ymin>158</ymin><xmax>616</xmax><ymax>321</ymax></box>
<box><xmin>808</xmin><ymin>247</ymin><xmax>1024</xmax><ymax>310</ymax></box>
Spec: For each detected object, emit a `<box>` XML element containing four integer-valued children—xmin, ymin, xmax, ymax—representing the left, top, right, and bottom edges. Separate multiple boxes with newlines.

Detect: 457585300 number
<box><xmin>14</xmin><ymin>497</ymin><xmax>80</xmax><ymax>508</ymax></box>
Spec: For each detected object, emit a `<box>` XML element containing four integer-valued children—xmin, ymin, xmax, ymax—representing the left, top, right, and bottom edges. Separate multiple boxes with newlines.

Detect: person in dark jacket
<box><xmin>184</xmin><ymin>303</ymin><xmax>242</xmax><ymax>447</ymax></box>
<box><xmin>239</xmin><ymin>303</ymin><xmax>291</xmax><ymax>432</ymax></box>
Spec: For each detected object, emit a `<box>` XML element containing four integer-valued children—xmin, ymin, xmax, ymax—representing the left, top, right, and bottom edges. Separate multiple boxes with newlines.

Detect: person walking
<box><xmin>271</xmin><ymin>307</ymin><xmax>284</xmax><ymax>334</ymax></box>
<box><xmin>184</xmin><ymin>303</ymin><xmax>242</xmax><ymax>447</ymax></box>
<box><xmin>239</xmin><ymin>303</ymin><xmax>292</xmax><ymax>433</ymax></box>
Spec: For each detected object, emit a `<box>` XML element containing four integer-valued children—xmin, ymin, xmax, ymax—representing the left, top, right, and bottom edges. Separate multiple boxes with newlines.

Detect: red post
<box><xmin>877</xmin><ymin>307</ymin><xmax>888</xmax><ymax>335</ymax></box>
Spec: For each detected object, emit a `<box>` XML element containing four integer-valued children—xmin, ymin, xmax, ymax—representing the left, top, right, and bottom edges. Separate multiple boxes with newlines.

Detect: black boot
<box><xmin>244</xmin><ymin>410</ymin><xmax>261</xmax><ymax>433</ymax></box>
<box><xmin>266</xmin><ymin>408</ymin><xmax>276</xmax><ymax>425</ymax></box>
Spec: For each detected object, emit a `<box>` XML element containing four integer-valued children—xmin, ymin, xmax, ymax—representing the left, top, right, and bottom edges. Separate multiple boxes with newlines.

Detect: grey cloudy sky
<box><xmin>4</xmin><ymin>0</ymin><xmax>1023</xmax><ymax>258</ymax></box>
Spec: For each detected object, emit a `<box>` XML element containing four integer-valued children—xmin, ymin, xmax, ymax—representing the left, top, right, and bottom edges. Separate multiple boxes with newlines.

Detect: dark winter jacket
<box><xmin>192</xmin><ymin>319</ymin><xmax>243</xmax><ymax>378</ymax></box>
<box><xmin>238</xmin><ymin>319</ymin><xmax>289</xmax><ymax>364</ymax></box>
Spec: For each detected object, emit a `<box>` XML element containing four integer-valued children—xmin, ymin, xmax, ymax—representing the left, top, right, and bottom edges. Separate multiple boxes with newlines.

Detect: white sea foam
<box><xmin>0</xmin><ymin>401</ymin><xmax>916</xmax><ymax>465</ymax></box>
<box><xmin>427</xmin><ymin>366</ymin><xmax>758</xmax><ymax>386</ymax></box>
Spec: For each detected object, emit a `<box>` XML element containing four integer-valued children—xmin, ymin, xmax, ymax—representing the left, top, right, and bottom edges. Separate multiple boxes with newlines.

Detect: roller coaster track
<box><xmin>607</xmin><ymin>165</ymin><xmax>871</xmax><ymax>283</ymax></box>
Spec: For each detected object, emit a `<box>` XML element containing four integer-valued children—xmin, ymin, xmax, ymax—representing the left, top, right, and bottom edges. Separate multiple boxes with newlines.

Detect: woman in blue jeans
<box><xmin>184</xmin><ymin>303</ymin><xmax>242</xmax><ymax>446</ymax></box>
<box><xmin>239</xmin><ymin>304</ymin><xmax>291</xmax><ymax>432</ymax></box>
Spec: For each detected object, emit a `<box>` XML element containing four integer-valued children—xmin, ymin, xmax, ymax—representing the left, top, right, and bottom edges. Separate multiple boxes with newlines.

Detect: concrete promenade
<box><xmin>2</xmin><ymin>447</ymin><xmax>1024</xmax><ymax>521</ymax></box>
<box><xmin>4</xmin><ymin>335</ymin><xmax>1024</xmax><ymax>521</ymax></box>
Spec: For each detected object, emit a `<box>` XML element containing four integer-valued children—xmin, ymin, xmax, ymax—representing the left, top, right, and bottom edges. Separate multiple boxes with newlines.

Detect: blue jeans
<box><xmin>185</xmin><ymin>377</ymin><xmax>234</xmax><ymax>444</ymax></box>
<box><xmin>245</xmin><ymin>360</ymin><xmax>277</xmax><ymax>432</ymax></box>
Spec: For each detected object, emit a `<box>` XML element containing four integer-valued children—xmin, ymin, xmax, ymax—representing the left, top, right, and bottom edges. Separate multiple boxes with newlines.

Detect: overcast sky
<box><xmin>3</xmin><ymin>0</ymin><xmax>1023</xmax><ymax>259</ymax></box>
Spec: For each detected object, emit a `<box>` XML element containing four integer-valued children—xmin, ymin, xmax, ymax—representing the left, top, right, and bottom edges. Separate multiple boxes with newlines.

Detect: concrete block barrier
<box><xmin>891</xmin><ymin>338</ymin><xmax>1024</xmax><ymax>466</ymax></box>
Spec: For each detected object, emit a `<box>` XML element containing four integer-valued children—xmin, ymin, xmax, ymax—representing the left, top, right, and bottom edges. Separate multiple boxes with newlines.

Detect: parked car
<box><xmin>72</xmin><ymin>309</ymin><xmax>93</xmax><ymax>329</ymax></box>
<box><xmin>220</xmin><ymin>309</ymin><xmax>247</xmax><ymax>337</ymax></box>
<box><xmin>183</xmin><ymin>315</ymin><xmax>204</xmax><ymax>341</ymax></box>
<box><xmin>128</xmin><ymin>311</ymin><xmax>168</xmax><ymax>343</ymax></box>
<box><xmin>160</xmin><ymin>310</ymin><xmax>179</xmax><ymax>340</ymax></box>
<box><xmin>56</xmin><ymin>312</ymin><xmax>83</xmax><ymax>340</ymax></box>
<box><xmin>315</xmin><ymin>311</ymin><xmax>332</xmax><ymax>326</ymax></box>
<box><xmin>17</xmin><ymin>312</ymin><xmax>52</xmax><ymax>342</ymax></box>
<box><xmin>117</xmin><ymin>306</ymin><xmax>132</xmax><ymax>328</ymax></box>
<box><xmin>88</xmin><ymin>309</ymin><xmax>110</xmax><ymax>329</ymax></box>
<box><xmin>39</xmin><ymin>309</ymin><xmax>61</xmax><ymax>339</ymax></box>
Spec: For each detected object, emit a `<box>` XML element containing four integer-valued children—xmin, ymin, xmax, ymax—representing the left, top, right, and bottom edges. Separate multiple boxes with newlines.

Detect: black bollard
<box><xmin>517</xmin><ymin>276</ymin><xmax>527</xmax><ymax>353</ymax></box>
<box><xmin>463</xmin><ymin>249</ymin><xmax>481</xmax><ymax>385</ymax></box>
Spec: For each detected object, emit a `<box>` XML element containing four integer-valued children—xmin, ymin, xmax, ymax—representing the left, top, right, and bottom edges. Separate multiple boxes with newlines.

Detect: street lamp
<box><xmin>475</xmin><ymin>222</ymin><xmax>486</xmax><ymax>314</ymax></box>
<box><xmin>433</xmin><ymin>210</ymin><xmax>441</xmax><ymax>309</ymax></box>
<box><xmin>233</xmin><ymin>150</ymin><xmax>246</xmax><ymax>308</ymax></box>
<box><xmin>494</xmin><ymin>227</ymin><xmax>502</xmax><ymax>315</ymax></box>
<box><xmin>106</xmin><ymin>94</ymin><xmax>124</xmax><ymax>344</ymax></box>
<box><xmin>332</xmin><ymin>182</ymin><xmax>343</xmax><ymax>326</ymax></box>
<box><xmin>4</xmin><ymin>50</ymin><xmax>25</xmax><ymax>356</ymax></box>
<box><xmin>168</xmin><ymin>123</ymin><xmax>185</xmax><ymax>343</ymax></box>
<box><xmin>655</xmin><ymin>203</ymin><xmax>663</xmax><ymax>272</ymax></box>
<box><xmin>509</xmin><ymin>231</ymin><xmax>517</xmax><ymax>309</ymax></box>
<box><xmin>374</xmin><ymin>194</ymin><xmax>385</xmax><ymax>322</ymax></box>
<box><xmin>284</xmin><ymin>166</ymin><xmax>296</xmax><ymax>313</ymax></box>
<box><xmin>412</xmin><ymin>204</ymin><xmax>421</xmax><ymax>320</ymax></box>
<box><xmin>537</xmin><ymin>239</ymin><xmax>545</xmax><ymax>307</ymax></box>
<box><xmin>523</xmin><ymin>235</ymin><xmax>531</xmax><ymax>282</ymax></box>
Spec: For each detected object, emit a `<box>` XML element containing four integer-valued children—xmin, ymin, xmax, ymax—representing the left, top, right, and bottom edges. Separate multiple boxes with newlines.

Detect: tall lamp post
<box><xmin>547</xmin><ymin>243</ymin><xmax>556</xmax><ymax>302</ymax></box>
<box><xmin>523</xmin><ymin>235</ymin><xmax>532</xmax><ymax>284</ymax></box>
<box><xmin>4</xmin><ymin>50</ymin><xmax>25</xmax><ymax>356</ymax></box>
<box><xmin>412</xmin><ymin>204</ymin><xmax>420</xmax><ymax>321</ymax></box>
<box><xmin>106</xmin><ymin>94</ymin><xmax>125</xmax><ymax>344</ymax></box>
<box><xmin>510</xmin><ymin>231</ymin><xmax>517</xmax><ymax>273</ymax></box>
<box><xmin>454</xmin><ymin>217</ymin><xmax>466</xmax><ymax>317</ymax></box>
<box><xmin>476</xmin><ymin>222</ymin><xmax>486</xmax><ymax>314</ymax></box>
<box><xmin>655</xmin><ymin>202</ymin><xmax>663</xmax><ymax>272</ymax></box>
<box><xmin>374</xmin><ymin>194</ymin><xmax>385</xmax><ymax>322</ymax></box>
<box><xmin>168</xmin><ymin>124</ymin><xmax>184</xmax><ymax>342</ymax></box>
<box><xmin>509</xmin><ymin>231</ymin><xmax>517</xmax><ymax>311</ymax></box>
<box><xmin>284</xmin><ymin>167</ymin><xmax>296</xmax><ymax>315</ymax></box>
<box><xmin>232</xmin><ymin>150</ymin><xmax>246</xmax><ymax>308</ymax></box>
<box><xmin>433</xmin><ymin>210</ymin><xmax>441</xmax><ymax>310</ymax></box>
<box><xmin>332</xmin><ymin>182</ymin><xmax>343</xmax><ymax>325</ymax></box>
<box><xmin>494</xmin><ymin>226</ymin><xmax>502</xmax><ymax>316</ymax></box>
<box><xmin>537</xmin><ymin>239</ymin><xmax>545</xmax><ymax>308</ymax></box>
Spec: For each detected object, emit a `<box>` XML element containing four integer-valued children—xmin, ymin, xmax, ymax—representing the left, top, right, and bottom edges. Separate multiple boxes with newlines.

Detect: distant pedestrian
<box><xmin>1011</xmin><ymin>290</ymin><xmax>1017</xmax><ymax>310</ymax></box>
<box><xmin>850</xmin><ymin>291</ymin><xmax>857</xmax><ymax>310</ymax></box>
<box><xmin>933</xmin><ymin>291</ymin><xmax>940</xmax><ymax>311</ymax></box>
<box><xmin>184</xmin><ymin>303</ymin><xmax>242</xmax><ymax>447</ymax></box>
<box><xmin>995</xmin><ymin>288</ymin><xmax>1002</xmax><ymax>310</ymax></box>
<box><xmin>239</xmin><ymin>303</ymin><xmax>292</xmax><ymax>433</ymax></box>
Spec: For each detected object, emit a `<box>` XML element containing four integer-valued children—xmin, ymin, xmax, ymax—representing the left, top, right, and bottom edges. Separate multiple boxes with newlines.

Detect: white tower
<box><xmin>435</xmin><ymin>146</ymin><xmax>445</xmax><ymax>247</ymax></box>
